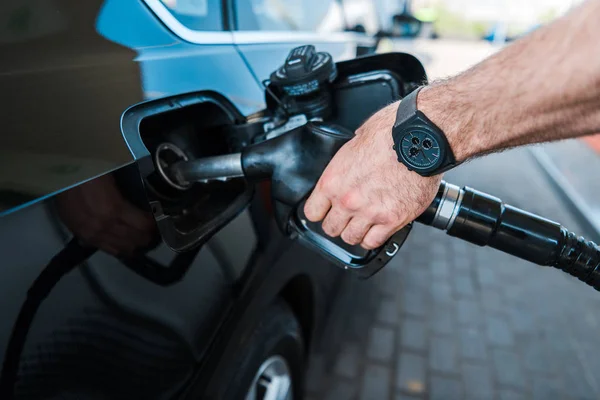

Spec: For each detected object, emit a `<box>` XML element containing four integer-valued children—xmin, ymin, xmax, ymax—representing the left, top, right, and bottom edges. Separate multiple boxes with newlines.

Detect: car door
<box><xmin>230</xmin><ymin>0</ymin><xmax>376</xmax><ymax>86</ymax></box>
<box><xmin>0</xmin><ymin>0</ymin><xmax>274</xmax><ymax>398</ymax></box>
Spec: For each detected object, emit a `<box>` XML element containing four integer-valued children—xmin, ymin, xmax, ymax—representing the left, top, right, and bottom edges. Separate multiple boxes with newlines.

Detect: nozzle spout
<box><xmin>169</xmin><ymin>153</ymin><xmax>244</xmax><ymax>184</ymax></box>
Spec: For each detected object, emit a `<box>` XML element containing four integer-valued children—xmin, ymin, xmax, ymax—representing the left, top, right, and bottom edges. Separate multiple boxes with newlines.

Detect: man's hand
<box><xmin>304</xmin><ymin>101</ymin><xmax>442</xmax><ymax>250</ymax></box>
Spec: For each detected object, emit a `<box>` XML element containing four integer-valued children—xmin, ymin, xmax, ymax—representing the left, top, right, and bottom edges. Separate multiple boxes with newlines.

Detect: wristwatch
<box><xmin>392</xmin><ymin>87</ymin><xmax>458</xmax><ymax>177</ymax></box>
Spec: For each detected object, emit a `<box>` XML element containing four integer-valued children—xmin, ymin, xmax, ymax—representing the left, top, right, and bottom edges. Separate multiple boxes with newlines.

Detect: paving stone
<box><xmin>360</xmin><ymin>364</ymin><xmax>391</xmax><ymax>400</ymax></box>
<box><xmin>334</xmin><ymin>342</ymin><xmax>361</xmax><ymax>379</ymax></box>
<box><xmin>540</xmin><ymin>341</ymin><xmax>578</xmax><ymax>376</ymax></box>
<box><xmin>349</xmin><ymin>313</ymin><xmax>372</xmax><ymax>341</ymax></box>
<box><xmin>367</xmin><ymin>326</ymin><xmax>394</xmax><ymax>363</ymax></box>
<box><xmin>404</xmin><ymin>267</ymin><xmax>431</xmax><ymax>291</ymax></box>
<box><xmin>463</xmin><ymin>363</ymin><xmax>493</xmax><ymax>399</ymax></box>
<box><xmin>561</xmin><ymin>359</ymin><xmax>599</xmax><ymax>400</ymax></box>
<box><xmin>324</xmin><ymin>379</ymin><xmax>358</xmax><ymax>400</ymax></box>
<box><xmin>429</xmin><ymin>307</ymin><xmax>455</xmax><ymax>335</ymax></box>
<box><xmin>485</xmin><ymin>315</ymin><xmax>514</xmax><ymax>347</ymax></box>
<box><xmin>430</xmin><ymin>280</ymin><xmax>453</xmax><ymax>306</ymax></box>
<box><xmin>456</xmin><ymin>299</ymin><xmax>480</xmax><ymax>326</ymax></box>
<box><xmin>497</xmin><ymin>389</ymin><xmax>527</xmax><ymax>400</ymax></box>
<box><xmin>430</xmin><ymin>259</ymin><xmax>451</xmax><ymax>279</ymax></box>
<box><xmin>571</xmin><ymin>341</ymin><xmax>600</xmax><ymax>392</ymax></box>
<box><xmin>377</xmin><ymin>298</ymin><xmax>400</xmax><ymax>325</ymax></box>
<box><xmin>459</xmin><ymin>327</ymin><xmax>487</xmax><ymax>361</ymax></box>
<box><xmin>399</xmin><ymin>318</ymin><xmax>427</xmax><ymax>352</ymax></box>
<box><xmin>429</xmin><ymin>336</ymin><xmax>458</xmax><ymax>374</ymax></box>
<box><xmin>430</xmin><ymin>375</ymin><xmax>463</xmax><ymax>400</ymax></box>
<box><xmin>452</xmin><ymin>241</ymin><xmax>470</xmax><ymax>259</ymax></box>
<box><xmin>507</xmin><ymin>306</ymin><xmax>536</xmax><ymax>335</ymax></box>
<box><xmin>395</xmin><ymin>394</ymin><xmax>422</xmax><ymax>400</ymax></box>
<box><xmin>396</xmin><ymin>353</ymin><xmax>427</xmax><ymax>396</ymax></box>
<box><xmin>532</xmin><ymin>376</ymin><xmax>565</xmax><ymax>400</ymax></box>
<box><xmin>401</xmin><ymin>288</ymin><xmax>428</xmax><ymax>317</ymax></box>
<box><xmin>453</xmin><ymin>273</ymin><xmax>476</xmax><ymax>297</ymax></box>
<box><xmin>481</xmin><ymin>289</ymin><xmax>504</xmax><ymax>312</ymax></box>
<box><xmin>503</xmin><ymin>285</ymin><xmax>524</xmax><ymax>302</ymax></box>
<box><xmin>522</xmin><ymin>341</ymin><xmax>552</xmax><ymax>374</ymax></box>
<box><xmin>428</xmin><ymin>242</ymin><xmax>447</xmax><ymax>258</ymax></box>
<box><xmin>378</xmin><ymin>271</ymin><xmax>402</xmax><ymax>298</ymax></box>
<box><xmin>491</xmin><ymin>349</ymin><xmax>526</xmax><ymax>390</ymax></box>
<box><xmin>452</xmin><ymin>257</ymin><xmax>471</xmax><ymax>273</ymax></box>
<box><xmin>476</xmin><ymin>266</ymin><xmax>497</xmax><ymax>288</ymax></box>
<box><xmin>543</xmin><ymin>336</ymin><xmax>573</xmax><ymax>356</ymax></box>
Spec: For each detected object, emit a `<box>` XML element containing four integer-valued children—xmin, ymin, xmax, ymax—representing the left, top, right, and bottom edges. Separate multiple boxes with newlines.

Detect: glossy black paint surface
<box><xmin>0</xmin><ymin>0</ymin><xmax>372</xmax><ymax>398</ymax></box>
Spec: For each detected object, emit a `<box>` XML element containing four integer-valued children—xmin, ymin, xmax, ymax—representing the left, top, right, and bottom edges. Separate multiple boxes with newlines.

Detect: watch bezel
<box><xmin>392</xmin><ymin>111</ymin><xmax>455</xmax><ymax>176</ymax></box>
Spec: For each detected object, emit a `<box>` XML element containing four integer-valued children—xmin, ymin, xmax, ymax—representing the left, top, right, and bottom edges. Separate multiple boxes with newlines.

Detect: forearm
<box><xmin>418</xmin><ymin>0</ymin><xmax>600</xmax><ymax>162</ymax></box>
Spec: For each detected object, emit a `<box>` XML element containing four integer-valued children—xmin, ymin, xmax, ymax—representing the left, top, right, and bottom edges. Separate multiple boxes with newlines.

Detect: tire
<box><xmin>222</xmin><ymin>300</ymin><xmax>305</xmax><ymax>400</ymax></box>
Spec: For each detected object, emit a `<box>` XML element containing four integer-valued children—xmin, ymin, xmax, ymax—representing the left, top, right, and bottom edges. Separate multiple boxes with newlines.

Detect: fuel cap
<box><xmin>270</xmin><ymin>45</ymin><xmax>337</xmax><ymax>97</ymax></box>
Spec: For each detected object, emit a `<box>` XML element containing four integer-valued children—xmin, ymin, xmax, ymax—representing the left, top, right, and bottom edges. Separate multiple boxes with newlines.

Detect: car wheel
<box><xmin>223</xmin><ymin>300</ymin><xmax>306</xmax><ymax>400</ymax></box>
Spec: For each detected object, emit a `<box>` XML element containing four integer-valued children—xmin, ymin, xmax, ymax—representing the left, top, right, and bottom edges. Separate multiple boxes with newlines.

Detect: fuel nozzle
<box><xmin>169</xmin><ymin>121</ymin><xmax>352</xmax><ymax>205</ymax></box>
<box><xmin>166</xmin><ymin>122</ymin><xmax>411</xmax><ymax>278</ymax></box>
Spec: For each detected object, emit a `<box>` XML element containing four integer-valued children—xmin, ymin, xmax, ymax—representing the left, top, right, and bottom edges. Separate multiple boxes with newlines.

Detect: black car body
<box><xmin>0</xmin><ymin>0</ymin><xmax>382</xmax><ymax>399</ymax></box>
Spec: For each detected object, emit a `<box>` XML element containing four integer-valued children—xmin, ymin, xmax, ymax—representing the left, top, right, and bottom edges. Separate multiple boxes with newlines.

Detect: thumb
<box><xmin>303</xmin><ymin>189</ymin><xmax>331</xmax><ymax>222</ymax></box>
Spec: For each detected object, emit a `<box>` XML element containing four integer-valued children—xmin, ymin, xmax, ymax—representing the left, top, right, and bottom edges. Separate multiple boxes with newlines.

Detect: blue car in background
<box><xmin>0</xmin><ymin>0</ymin><xmax>378</xmax><ymax>398</ymax></box>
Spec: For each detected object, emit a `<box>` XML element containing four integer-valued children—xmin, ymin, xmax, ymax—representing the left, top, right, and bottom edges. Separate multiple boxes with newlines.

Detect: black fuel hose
<box><xmin>418</xmin><ymin>181</ymin><xmax>600</xmax><ymax>291</ymax></box>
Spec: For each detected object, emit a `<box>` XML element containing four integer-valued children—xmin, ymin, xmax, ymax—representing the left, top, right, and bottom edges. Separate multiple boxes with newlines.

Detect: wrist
<box><xmin>416</xmin><ymin>82</ymin><xmax>485</xmax><ymax>163</ymax></box>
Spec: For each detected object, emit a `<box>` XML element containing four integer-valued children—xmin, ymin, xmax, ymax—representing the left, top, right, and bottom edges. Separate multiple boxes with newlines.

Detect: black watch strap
<box><xmin>392</xmin><ymin>86</ymin><xmax>459</xmax><ymax>176</ymax></box>
<box><xmin>394</xmin><ymin>86</ymin><xmax>423</xmax><ymax>128</ymax></box>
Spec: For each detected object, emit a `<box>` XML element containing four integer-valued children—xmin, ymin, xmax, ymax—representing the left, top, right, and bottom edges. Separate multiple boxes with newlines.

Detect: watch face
<box><xmin>399</xmin><ymin>129</ymin><xmax>442</xmax><ymax>170</ymax></box>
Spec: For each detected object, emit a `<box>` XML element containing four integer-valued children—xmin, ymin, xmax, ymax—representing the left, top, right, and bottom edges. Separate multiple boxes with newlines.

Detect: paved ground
<box><xmin>304</xmin><ymin>40</ymin><xmax>600</xmax><ymax>400</ymax></box>
<box><xmin>536</xmin><ymin>140</ymin><xmax>600</xmax><ymax>234</ymax></box>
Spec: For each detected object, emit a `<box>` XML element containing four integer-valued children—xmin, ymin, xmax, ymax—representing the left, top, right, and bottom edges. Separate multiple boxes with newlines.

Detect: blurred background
<box><xmin>306</xmin><ymin>0</ymin><xmax>600</xmax><ymax>399</ymax></box>
<box><xmin>378</xmin><ymin>0</ymin><xmax>580</xmax><ymax>42</ymax></box>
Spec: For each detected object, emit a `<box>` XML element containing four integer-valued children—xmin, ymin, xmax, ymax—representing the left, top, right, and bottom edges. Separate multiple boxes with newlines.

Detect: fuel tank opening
<box><xmin>140</xmin><ymin>100</ymin><xmax>248</xmax><ymax>204</ymax></box>
<box><xmin>154</xmin><ymin>142</ymin><xmax>191</xmax><ymax>191</ymax></box>
<box><xmin>124</xmin><ymin>93</ymin><xmax>253</xmax><ymax>252</ymax></box>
